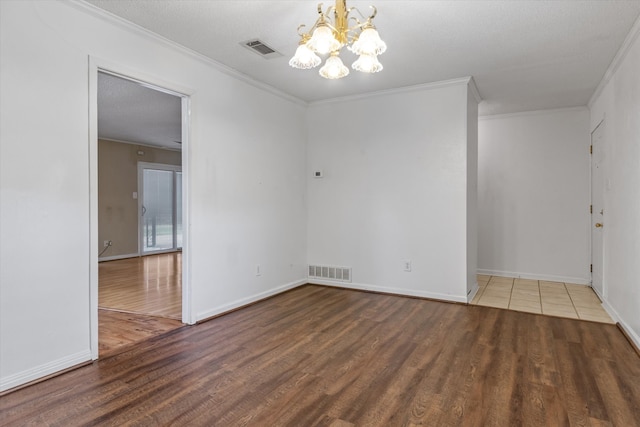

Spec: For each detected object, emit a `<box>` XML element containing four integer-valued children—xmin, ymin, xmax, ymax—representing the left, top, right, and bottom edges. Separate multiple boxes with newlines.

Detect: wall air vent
<box><xmin>241</xmin><ymin>39</ymin><xmax>282</xmax><ymax>59</ymax></box>
<box><xmin>308</xmin><ymin>265</ymin><xmax>352</xmax><ymax>283</ymax></box>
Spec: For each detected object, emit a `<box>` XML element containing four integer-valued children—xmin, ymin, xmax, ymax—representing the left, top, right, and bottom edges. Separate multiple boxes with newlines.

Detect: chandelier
<box><xmin>289</xmin><ymin>0</ymin><xmax>387</xmax><ymax>79</ymax></box>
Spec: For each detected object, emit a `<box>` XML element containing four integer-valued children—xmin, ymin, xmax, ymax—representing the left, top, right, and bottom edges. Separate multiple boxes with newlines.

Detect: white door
<box><xmin>590</xmin><ymin>121</ymin><xmax>605</xmax><ymax>297</ymax></box>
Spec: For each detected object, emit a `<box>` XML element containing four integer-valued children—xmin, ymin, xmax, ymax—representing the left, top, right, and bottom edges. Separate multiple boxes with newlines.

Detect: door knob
<box><xmin>595</xmin><ymin>223</ymin><xmax>603</xmax><ymax>228</ymax></box>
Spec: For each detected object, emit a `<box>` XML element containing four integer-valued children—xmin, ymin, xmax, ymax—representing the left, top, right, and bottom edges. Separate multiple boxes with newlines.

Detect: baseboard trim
<box><xmin>617</xmin><ymin>323</ymin><xmax>640</xmax><ymax>359</ymax></box>
<box><xmin>308</xmin><ymin>279</ymin><xmax>468</xmax><ymax>303</ymax></box>
<box><xmin>591</xmin><ymin>288</ymin><xmax>640</xmax><ymax>356</ymax></box>
<box><xmin>477</xmin><ymin>269</ymin><xmax>590</xmax><ymax>285</ymax></box>
<box><xmin>0</xmin><ymin>350</ymin><xmax>92</xmax><ymax>393</ymax></box>
<box><xmin>467</xmin><ymin>282</ymin><xmax>479</xmax><ymax>303</ymax></box>
<box><xmin>98</xmin><ymin>253</ymin><xmax>139</xmax><ymax>262</ymax></box>
<box><xmin>196</xmin><ymin>279</ymin><xmax>307</xmax><ymax>322</ymax></box>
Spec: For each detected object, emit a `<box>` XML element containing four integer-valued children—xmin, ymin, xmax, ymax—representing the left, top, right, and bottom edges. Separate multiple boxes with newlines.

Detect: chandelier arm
<box><xmin>347</xmin><ymin>5</ymin><xmax>378</xmax><ymax>26</ymax></box>
<box><xmin>321</xmin><ymin>20</ymin><xmax>339</xmax><ymax>34</ymax></box>
<box><xmin>347</xmin><ymin>21</ymin><xmax>376</xmax><ymax>39</ymax></box>
<box><xmin>325</xmin><ymin>5</ymin><xmax>335</xmax><ymax>19</ymax></box>
<box><xmin>368</xmin><ymin>6</ymin><xmax>378</xmax><ymax>20</ymax></box>
<box><xmin>348</xmin><ymin>16</ymin><xmax>361</xmax><ymax>26</ymax></box>
<box><xmin>314</xmin><ymin>3</ymin><xmax>334</xmax><ymax>26</ymax></box>
<box><xmin>311</xmin><ymin>4</ymin><xmax>335</xmax><ymax>31</ymax></box>
<box><xmin>341</xmin><ymin>17</ymin><xmax>360</xmax><ymax>44</ymax></box>
<box><xmin>301</xmin><ymin>12</ymin><xmax>332</xmax><ymax>39</ymax></box>
<box><xmin>348</xmin><ymin>6</ymin><xmax>367</xmax><ymax>21</ymax></box>
<box><xmin>347</xmin><ymin>17</ymin><xmax>364</xmax><ymax>33</ymax></box>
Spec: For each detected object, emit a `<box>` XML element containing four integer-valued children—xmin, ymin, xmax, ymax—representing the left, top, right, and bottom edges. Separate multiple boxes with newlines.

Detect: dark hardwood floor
<box><xmin>2</xmin><ymin>285</ymin><xmax>639</xmax><ymax>426</ymax></box>
<box><xmin>99</xmin><ymin>309</ymin><xmax>184</xmax><ymax>357</ymax></box>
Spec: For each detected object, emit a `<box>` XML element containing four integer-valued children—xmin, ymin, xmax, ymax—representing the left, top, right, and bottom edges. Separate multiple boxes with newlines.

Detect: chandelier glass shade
<box><xmin>351</xmin><ymin>53</ymin><xmax>382</xmax><ymax>73</ymax></box>
<box><xmin>348</xmin><ymin>27</ymin><xmax>387</xmax><ymax>56</ymax></box>
<box><xmin>307</xmin><ymin>24</ymin><xmax>342</xmax><ymax>55</ymax></box>
<box><xmin>289</xmin><ymin>0</ymin><xmax>386</xmax><ymax>79</ymax></box>
<box><xmin>289</xmin><ymin>42</ymin><xmax>322</xmax><ymax>69</ymax></box>
<box><xmin>319</xmin><ymin>52</ymin><xmax>350</xmax><ymax>79</ymax></box>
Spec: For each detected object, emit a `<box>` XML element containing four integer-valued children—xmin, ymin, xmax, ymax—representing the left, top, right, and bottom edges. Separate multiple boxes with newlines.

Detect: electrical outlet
<box><xmin>403</xmin><ymin>259</ymin><xmax>412</xmax><ymax>272</ymax></box>
<box><xmin>256</xmin><ymin>265</ymin><xmax>261</xmax><ymax>276</ymax></box>
<box><xmin>103</xmin><ymin>240</ymin><xmax>112</xmax><ymax>247</ymax></box>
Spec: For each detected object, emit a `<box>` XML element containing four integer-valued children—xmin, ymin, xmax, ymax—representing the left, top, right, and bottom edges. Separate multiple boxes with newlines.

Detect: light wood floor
<box><xmin>99</xmin><ymin>252</ymin><xmax>182</xmax><ymax>319</ymax></box>
<box><xmin>3</xmin><ymin>285</ymin><xmax>639</xmax><ymax>426</ymax></box>
<box><xmin>99</xmin><ymin>253</ymin><xmax>183</xmax><ymax>356</ymax></box>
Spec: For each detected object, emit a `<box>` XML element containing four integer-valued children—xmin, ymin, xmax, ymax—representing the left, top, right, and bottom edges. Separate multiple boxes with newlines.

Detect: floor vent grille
<box><xmin>308</xmin><ymin>265</ymin><xmax>352</xmax><ymax>283</ymax></box>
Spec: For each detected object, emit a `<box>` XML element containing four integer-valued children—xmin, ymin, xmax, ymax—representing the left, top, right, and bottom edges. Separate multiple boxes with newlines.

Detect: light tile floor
<box><xmin>471</xmin><ymin>275</ymin><xmax>614</xmax><ymax>324</ymax></box>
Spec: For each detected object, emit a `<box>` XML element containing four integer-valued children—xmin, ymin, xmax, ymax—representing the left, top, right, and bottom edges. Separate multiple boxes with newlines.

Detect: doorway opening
<box><xmin>139</xmin><ymin>163</ymin><xmax>183</xmax><ymax>255</ymax></box>
<box><xmin>93</xmin><ymin>68</ymin><xmax>190</xmax><ymax>357</ymax></box>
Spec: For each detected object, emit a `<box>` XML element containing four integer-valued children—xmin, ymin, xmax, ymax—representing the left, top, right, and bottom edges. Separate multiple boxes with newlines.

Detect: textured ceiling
<box><xmin>98</xmin><ymin>72</ymin><xmax>182</xmax><ymax>150</ymax></box>
<box><xmin>89</xmin><ymin>1</ymin><xmax>640</xmax><ymax>146</ymax></box>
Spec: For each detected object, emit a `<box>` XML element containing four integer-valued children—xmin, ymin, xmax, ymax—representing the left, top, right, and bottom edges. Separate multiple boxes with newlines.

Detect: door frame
<box><xmin>137</xmin><ymin>162</ymin><xmax>183</xmax><ymax>255</ymax></box>
<box><xmin>89</xmin><ymin>57</ymin><xmax>194</xmax><ymax>360</ymax></box>
<box><xmin>590</xmin><ymin>119</ymin><xmax>605</xmax><ymax>298</ymax></box>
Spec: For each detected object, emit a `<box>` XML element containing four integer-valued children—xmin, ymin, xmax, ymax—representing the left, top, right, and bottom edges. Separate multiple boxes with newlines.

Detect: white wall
<box><xmin>589</xmin><ymin>18</ymin><xmax>640</xmax><ymax>348</ymax></box>
<box><xmin>477</xmin><ymin>108</ymin><xmax>591</xmax><ymax>283</ymax></box>
<box><xmin>307</xmin><ymin>80</ymin><xmax>478</xmax><ymax>302</ymax></box>
<box><xmin>0</xmin><ymin>0</ymin><xmax>307</xmax><ymax>391</ymax></box>
<box><xmin>6</xmin><ymin>0</ymin><xmax>628</xmax><ymax>394</ymax></box>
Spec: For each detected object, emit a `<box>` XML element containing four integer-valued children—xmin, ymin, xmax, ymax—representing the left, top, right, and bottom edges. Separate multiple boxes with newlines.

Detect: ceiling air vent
<box><xmin>241</xmin><ymin>39</ymin><xmax>282</xmax><ymax>59</ymax></box>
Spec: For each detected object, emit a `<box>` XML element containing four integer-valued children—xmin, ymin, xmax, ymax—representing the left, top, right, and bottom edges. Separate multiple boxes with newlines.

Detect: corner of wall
<box><xmin>589</xmin><ymin>14</ymin><xmax>640</xmax><ymax>108</ymax></box>
<box><xmin>0</xmin><ymin>350</ymin><xmax>91</xmax><ymax>393</ymax></box>
<box><xmin>467</xmin><ymin>76</ymin><xmax>482</xmax><ymax>105</ymax></box>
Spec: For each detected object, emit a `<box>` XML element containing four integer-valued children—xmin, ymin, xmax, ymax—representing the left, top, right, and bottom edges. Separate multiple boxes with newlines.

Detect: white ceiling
<box><xmin>90</xmin><ymin>0</ymin><xmax>640</xmax><ymax>147</ymax></box>
<box><xmin>98</xmin><ymin>72</ymin><xmax>182</xmax><ymax>149</ymax></box>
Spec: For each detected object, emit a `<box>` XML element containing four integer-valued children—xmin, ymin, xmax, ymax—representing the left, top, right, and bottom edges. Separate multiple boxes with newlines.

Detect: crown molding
<box><xmin>67</xmin><ymin>0</ymin><xmax>308</xmax><ymax>107</ymax></box>
<box><xmin>588</xmin><ymin>14</ymin><xmax>640</xmax><ymax>108</ymax></box>
<box><xmin>310</xmin><ymin>77</ymin><xmax>479</xmax><ymax>106</ymax></box>
<box><xmin>65</xmin><ymin>2</ymin><xmax>484</xmax><ymax>111</ymax></box>
<box><xmin>98</xmin><ymin>138</ymin><xmax>182</xmax><ymax>152</ymax></box>
<box><xmin>479</xmin><ymin>106</ymin><xmax>588</xmax><ymax>121</ymax></box>
<box><xmin>467</xmin><ymin>76</ymin><xmax>482</xmax><ymax>104</ymax></box>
